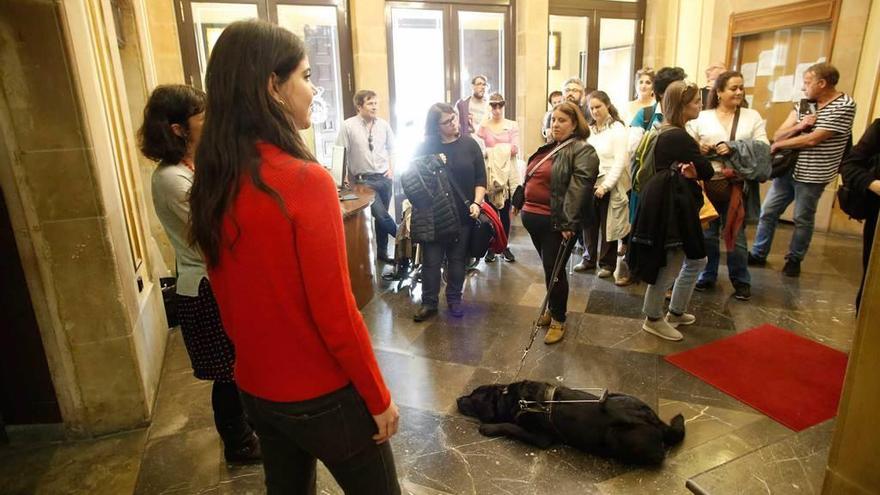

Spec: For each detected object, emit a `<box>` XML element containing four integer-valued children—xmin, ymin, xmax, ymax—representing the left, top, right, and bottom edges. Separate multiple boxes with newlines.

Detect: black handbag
<box><xmin>770</xmin><ymin>149</ymin><xmax>799</xmax><ymax>179</ymax></box>
<box><xmin>446</xmin><ymin>169</ymin><xmax>497</xmax><ymax>258</ymax></box>
<box><xmin>512</xmin><ymin>138</ymin><xmax>575</xmax><ymax>210</ymax></box>
<box><xmin>705</xmin><ymin>108</ymin><xmax>741</xmax><ymax>206</ymax></box>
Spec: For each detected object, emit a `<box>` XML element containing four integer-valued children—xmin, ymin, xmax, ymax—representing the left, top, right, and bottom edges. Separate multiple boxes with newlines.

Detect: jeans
<box><xmin>750</xmin><ymin>171</ymin><xmax>826</xmax><ymax>262</ymax></box>
<box><xmin>643</xmin><ymin>248</ymin><xmax>707</xmax><ymax>320</ymax></box>
<box><xmin>240</xmin><ymin>385</ymin><xmax>400</xmax><ymax>495</ymax></box>
<box><xmin>699</xmin><ymin>200</ymin><xmax>751</xmax><ymax>286</ymax></box>
<box><xmin>357</xmin><ymin>174</ymin><xmax>398</xmax><ymax>258</ymax></box>
<box><xmin>581</xmin><ymin>194</ymin><xmax>617</xmax><ymax>269</ymax></box>
<box><xmin>522</xmin><ymin>211</ymin><xmax>575</xmax><ymax>322</ymax></box>
<box><xmin>421</xmin><ymin>224</ymin><xmax>471</xmax><ymax>308</ymax></box>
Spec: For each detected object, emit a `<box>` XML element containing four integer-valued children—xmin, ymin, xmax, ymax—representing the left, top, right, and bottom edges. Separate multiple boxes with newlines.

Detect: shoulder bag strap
<box><xmin>729</xmin><ymin>107</ymin><xmax>741</xmax><ymax>142</ymax></box>
<box><xmin>522</xmin><ymin>138</ymin><xmax>575</xmax><ymax>186</ymax></box>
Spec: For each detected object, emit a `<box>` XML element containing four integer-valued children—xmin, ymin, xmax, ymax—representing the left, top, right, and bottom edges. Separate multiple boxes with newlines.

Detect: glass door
<box><xmin>276</xmin><ymin>4</ymin><xmax>346</xmax><ymax>166</ymax></box>
<box><xmin>597</xmin><ymin>17</ymin><xmax>638</xmax><ymax>110</ymax></box>
<box><xmin>547</xmin><ymin>15</ymin><xmax>589</xmax><ymax>97</ymax></box>
<box><xmin>388</xmin><ymin>7</ymin><xmax>448</xmax><ymax>164</ymax></box>
<box><xmin>187</xmin><ymin>2</ymin><xmax>260</xmax><ymax>87</ymax></box>
<box><xmin>387</xmin><ymin>3</ymin><xmax>512</xmax><ymax>169</ymax></box>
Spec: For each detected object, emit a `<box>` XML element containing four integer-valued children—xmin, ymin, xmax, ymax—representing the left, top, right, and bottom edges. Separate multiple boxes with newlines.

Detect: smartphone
<box><xmin>798</xmin><ymin>99</ymin><xmax>817</xmax><ymax>118</ymax></box>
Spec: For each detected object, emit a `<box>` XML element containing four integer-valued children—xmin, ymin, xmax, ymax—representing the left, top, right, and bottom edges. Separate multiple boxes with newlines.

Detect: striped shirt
<box><xmin>794</xmin><ymin>94</ymin><xmax>855</xmax><ymax>184</ymax></box>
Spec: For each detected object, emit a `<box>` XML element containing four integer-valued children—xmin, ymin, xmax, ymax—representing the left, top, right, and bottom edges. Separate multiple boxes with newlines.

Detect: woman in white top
<box><xmin>574</xmin><ymin>90</ymin><xmax>631</xmax><ymax>285</ymax></box>
<box><xmin>624</xmin><ymin>68</ymin><xmax>655</xmax><ymax>125</ymax></box>
<box><xmin>687</xmin><ymin>70</ymin><xmax>769</xmax><ymax>301</ymax></box>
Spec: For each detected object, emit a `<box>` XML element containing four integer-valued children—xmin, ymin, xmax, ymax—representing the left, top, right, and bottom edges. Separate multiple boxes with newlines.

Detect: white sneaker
<box><xmin>642</xmin><ymin>318</ymin><xmax>683</xmax><ymax>341</ymax></box>
<box><xmin>597</xmin><ymin>268</ymin><xmax>613</xmax><ymax>278</ymax></box>
<box><xmin>666</xmin><ymin>312</ymin><xmax>696</xmax><ymax>328</ymax></box>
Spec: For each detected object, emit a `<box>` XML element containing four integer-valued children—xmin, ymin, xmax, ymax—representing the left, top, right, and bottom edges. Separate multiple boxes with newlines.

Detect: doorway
<box><xmin>0</xmin><ymin>189</ymin><xmax>61</xmax><ymax>430</ymax></box>
<box><xmin>547</xmin><ymin>0</ymin><xmax>645</xmax><ymax>111</ymax></box>
<box><xmin>385</xmin><ymin>1</ymin><xmax>514</xmax><ymax>166</ymax></box>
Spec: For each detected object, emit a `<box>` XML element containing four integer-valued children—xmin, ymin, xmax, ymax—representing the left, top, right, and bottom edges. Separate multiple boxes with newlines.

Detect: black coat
<box><xmin>628</xmin><ymin>127</ymin><xmax>714</xmax><ymax>284</ymax></box>
<box><xmin>524</xmin><ymin>139</ymin><xmax>599</xmax><ymax>232</ymax></box>
<box><xmin>402</xmin><ymin>154</ymin><xmax>461</xmax><ymax>243</ymax></box>
<box><xmin>841</xmin><ymin>118</ymin><xmax>880</xmax><ymax>212</ymax></box>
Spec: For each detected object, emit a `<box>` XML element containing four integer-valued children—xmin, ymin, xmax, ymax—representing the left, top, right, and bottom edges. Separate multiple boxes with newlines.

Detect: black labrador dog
<box><xmin>457</xmin><ymin>380</ymin><xmax>685</xmax><ymax>465</ymax></box>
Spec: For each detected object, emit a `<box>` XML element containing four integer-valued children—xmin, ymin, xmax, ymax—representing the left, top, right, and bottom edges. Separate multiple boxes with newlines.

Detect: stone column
<box><xmin>350</xmin><ymin>0</ymin><xmax>391</xmax><ymax>121</ymax></box>
<box><xmin>515</xmin><ymin>0</ymin><xmax>549</xmax><ymax>157</ymax></box>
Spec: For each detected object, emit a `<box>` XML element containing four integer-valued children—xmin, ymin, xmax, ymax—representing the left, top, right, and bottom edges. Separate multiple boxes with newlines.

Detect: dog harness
<box><xmin>516</xmin><ymin>386</ymin><xmax>608</xmax><ymax>418</ymax></box>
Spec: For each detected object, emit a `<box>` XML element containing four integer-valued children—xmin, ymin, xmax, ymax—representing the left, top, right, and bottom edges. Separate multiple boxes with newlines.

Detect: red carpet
<box><xmin>665</xmin><ymin>324</ymin><xmax>848</xmax><ymax>431</ymax></box>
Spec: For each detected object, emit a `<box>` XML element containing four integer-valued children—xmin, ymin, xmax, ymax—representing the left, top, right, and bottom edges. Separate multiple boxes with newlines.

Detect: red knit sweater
<box><xmin>207</xmin><ymin>142</ymin><xmax>391</xmax><ymax>414</ymax></box>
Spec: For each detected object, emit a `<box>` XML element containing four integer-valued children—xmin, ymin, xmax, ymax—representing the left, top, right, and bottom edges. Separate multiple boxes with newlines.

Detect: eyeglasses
<box><xmin>489</xmin><ymin>102</ymin><xmax>505</xmax><ymax>108</ymax></box>
<box><xmin>564</xmin><ymin>86</ymin><xmax>583</xmax><ymax>93</ymax></box>
<box><xmin>440</xmin><ymin>116</ymin><xmax>456</xmax><ymax>127</ymax></box>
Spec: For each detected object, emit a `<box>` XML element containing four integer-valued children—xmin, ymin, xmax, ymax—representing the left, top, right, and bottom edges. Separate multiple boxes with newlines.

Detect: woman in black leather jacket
<box><xmin>518</xmin><ymin>101</ymin><xmax>599</xmax><ymax>344</ymax></box>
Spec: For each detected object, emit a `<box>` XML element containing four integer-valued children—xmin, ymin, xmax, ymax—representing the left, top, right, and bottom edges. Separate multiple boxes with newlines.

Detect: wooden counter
<box><xmin>340</xmin><ymin>184</ymin><xmax>376</xmax><ymax>309</ymax></box>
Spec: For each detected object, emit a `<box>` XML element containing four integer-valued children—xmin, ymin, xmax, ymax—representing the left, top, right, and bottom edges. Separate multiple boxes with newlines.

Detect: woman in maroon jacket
<box><xmin>189</xmin><ymin>20</ymin><xmax>400</xmax><ymax>494</ymax></box>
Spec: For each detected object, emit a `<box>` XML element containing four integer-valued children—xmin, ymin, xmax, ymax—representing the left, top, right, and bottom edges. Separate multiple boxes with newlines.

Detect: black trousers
<box><xmin>857</xmin><ymin>205</ymin><xmax>879</xmax><ymax>311</ymax></box>
<box><xmin>421</xmin><ymin>224</ymin><xmax>471</xmax><ymax>308</ymax></box>
<box><xmin>241</xmin><ymin>385</ymin><xmax>400</xmax><ymax>495</ymax></box>
<box><xmin>580</xmin><ymin>195</ymin><xmax>617</xmax><ymax>269</ymax></box>
<box><xmin>522</xmin><ymin>211</ymin><xmax>574</xmax><ymax>322</ymax></box>
<box><xmin>212</xmin><ymin>382</ymin><xmax>252</xmax><ymax>445</ymax></box>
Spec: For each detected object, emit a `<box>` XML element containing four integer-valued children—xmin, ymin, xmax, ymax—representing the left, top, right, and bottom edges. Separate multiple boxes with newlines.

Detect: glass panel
<box><xmin>277</xmin><ymin>5</ymin><xmax>344</xmax><ymax>167</ymax></box>
<box><xmin>190</xmin><ymin>3</ymin><xmax>258</xmax><ymax>86</ymax></box>
<box><xmin>458</xmin><ymin>11</ymin><xmax>505</xmax><ymax>102</ymax></box>
<box><xmin>548</xmin><ymin>15</ymin><xmax>588</xmax><ymax>97</ymax></box>
<box><xmin>598</xmin><ymin>18</ymin><xmax>636</xmax><ymax>111</ymax></box>
<box><xmin>390</xmin><ymin>8</ymin><xmax>446</xmax><ymax>167</ymax></box>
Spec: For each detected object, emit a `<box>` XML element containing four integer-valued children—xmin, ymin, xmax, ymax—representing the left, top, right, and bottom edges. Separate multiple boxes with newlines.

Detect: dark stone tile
<box><xmin>374</xmin><ymin>349</ymin><xmax>478</xmax><ymax>414</ymax></box>
<box><xmin>687</xmin><ymin>420</ymin><xmax>835</xmax><ymax>494</ymax></box>
<box><xmin>576</xmin><ymin>312</ymin><xmax>736</xmax><ymax>356</ymax></box>
<box><xmin>134</xmin><ymin>426</ymin><xmax>222</xmax><ymax>494</ymax></box>
<box><xmin>147</xmin><ymin>370</ymin><xmax>213</xmax><ymax>440</ymax></box>
<box><xmin>585</xmin><ymin>290</ymin><xmax>645</xmax><ymax>320</ymax></box>
<box><xmin>0</xmin><ymin>429</ymin><xmax>146</xmax><ymax>495</ymax></box>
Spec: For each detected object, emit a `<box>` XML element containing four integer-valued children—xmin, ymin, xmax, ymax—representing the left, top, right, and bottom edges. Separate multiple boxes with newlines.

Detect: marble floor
<box><xmin>0</xmin><ymin>222</ymin><xmax>863</xmax><ymax>494</ymax></box>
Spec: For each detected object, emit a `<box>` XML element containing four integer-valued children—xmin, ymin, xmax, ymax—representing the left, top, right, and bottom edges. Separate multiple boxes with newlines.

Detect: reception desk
<box><xmin>340</xmin><ymin>185</ymin><xmax>376</xmax><ymax>308</ymax></box>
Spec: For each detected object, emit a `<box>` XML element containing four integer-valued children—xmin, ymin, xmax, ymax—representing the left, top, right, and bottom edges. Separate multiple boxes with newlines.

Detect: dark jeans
<box><xmin>491</xmin><ymin>200</ymin><xmax>512</xmax><ymax>241</ymax></box>
<box><xmin>358</xmin><ymin>174</ymin><xmax>398</xmax><ymax>257</ymax></box>
<box><xmin>699</xmin><ymin>200</ymin><xmax>751</xmax><ymax>286</ymax></box>
<box><xmin>522</xmin><ymin>211</ymin><xmax>574</xmax><ymax>322</ymax></box>
<box><xmin>421</xmin><ymin>224</ymin><xmax>471</xmax><ymax>308</ymax></box>
<box><xmin>240</xmin><ymin>385</ymin><xmax>400</xmax><ymax>495</ymax></box>
<box><xmin>581</xmin><ymin>194</ymin><xmax>617</xmax><ymax>269</ymax></box>
<box><xmin>858</xmin><ymin>205</ymin><xmax>879</xmax><ymax>311</ymax></box>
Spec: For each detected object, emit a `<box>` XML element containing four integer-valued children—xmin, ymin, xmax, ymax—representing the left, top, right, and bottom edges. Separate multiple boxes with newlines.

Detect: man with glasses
<box><xmin>336</xmin><ymin>89</ymin><xmax>397</xmax><ymax>263</ymax></box>
<box><xmin>562</xmin><ymin>77</ymin><xmax>594</xmax><ymax>125</ymax></box>
<box><xmin>455</xmin><ymin>75</ymin><xmax>490</xmax><ymax>136</ymax></box>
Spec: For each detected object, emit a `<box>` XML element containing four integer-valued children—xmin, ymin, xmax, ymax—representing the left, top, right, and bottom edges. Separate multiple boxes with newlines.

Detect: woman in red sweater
<box><xmin>189</xmin><ymin>21</ymin><xmax>400</xmax><ymax>494</ymax></box>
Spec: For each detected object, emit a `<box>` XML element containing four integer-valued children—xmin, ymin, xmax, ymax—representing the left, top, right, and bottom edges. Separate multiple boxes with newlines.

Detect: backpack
<box><xmin>632</xmin><ymin>126</ymin><xmax>666</xmax><ymax>193</ymax></box>
<box><xmin>837</xmin><ymin>151</ymin><xmax>879</xmax><ymax>221</ymax></box>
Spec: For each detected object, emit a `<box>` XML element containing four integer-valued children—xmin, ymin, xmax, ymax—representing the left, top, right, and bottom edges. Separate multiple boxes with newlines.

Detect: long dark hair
<box><xmin>586</xmin><ymin>90</ymin><xmax>624</xmax><ymax>128</ymax></box>
<box><xmin>190</xmin><ymin>20</ymin><xmax>316</xmax><ymax>267</ymax></box>
<box><xmin>707</xmin><ymin>70</ymin><xmax>746</xmax><ymax>110</ymax></box>
<box><xmin>423</xmin><ymin>102</ymin><xmax>457</xmax><ymax>145</ymax></box>
<box><xmin>138</xmin><ymin>85</ymin><xmax>206</xmax><ymax>164</ymax></box>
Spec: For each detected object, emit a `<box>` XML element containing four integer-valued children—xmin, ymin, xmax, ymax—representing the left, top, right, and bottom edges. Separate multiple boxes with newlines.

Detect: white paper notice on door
<box><xmin>772</xmin><ymin>75</ymin><xmax>794</xmax><ymax>103</ymax></box>
<box><xmin>741</xmin><ymin>62</ymin><xmax>757</xmax><ymax>87</ymax></box>
<box><xmin>757</xmin><ymin>50</ymin><xmax>775</xmax><ymax>76</ymax></box>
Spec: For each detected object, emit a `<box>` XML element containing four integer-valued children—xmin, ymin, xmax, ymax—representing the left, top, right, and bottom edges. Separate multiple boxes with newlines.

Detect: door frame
<box><xmin>173</xmin><ymin>0</ymin><xmax>356</xmax><ymax>117</ymax></box>
<box><xmin>548</xmin><ymin>0</ymin><xmax>645</xmax><ymax>98</ymax></box>
<box><xmin>384</xmin><ymin>0</ymin><xmax>515</xmax><ymax>136</ymax></box>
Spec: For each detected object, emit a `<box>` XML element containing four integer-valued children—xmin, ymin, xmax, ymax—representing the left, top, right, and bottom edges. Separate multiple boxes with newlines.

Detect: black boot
<box><xmin>217</xmin><ymin>420</ymin><xmax>262</xmax><ymax>464</ymax></box>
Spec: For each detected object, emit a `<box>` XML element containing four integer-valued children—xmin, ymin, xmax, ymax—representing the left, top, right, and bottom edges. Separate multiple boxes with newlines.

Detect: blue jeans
<box><xmin>357</xmin><ymin>174</ymin><xmax>398</xmax><ymax>257</ymax></box>
<box><xmin>699</xmin><ymin>200</ymin><xmax>751</xmax><ymax>286</ymax></box>
<box><xmin>750</xmin><ymin>171</ymin><xmax>826</xmax><ymax>262</ymax></box>
<box><xmin>643</xmin><ymin>249</ymin><xmax>707</xmax><ymax>320</ymax></box>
